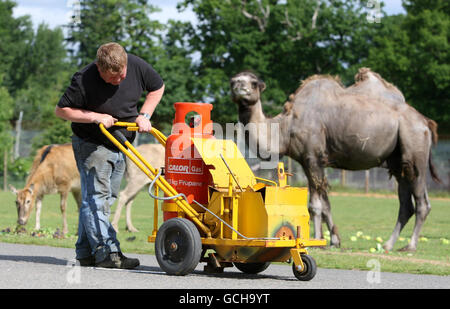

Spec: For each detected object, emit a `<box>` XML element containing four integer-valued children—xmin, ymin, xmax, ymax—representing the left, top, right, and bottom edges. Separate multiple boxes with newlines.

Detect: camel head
<box><xmin>230</xmin><ymin>71</ymin><xmax>266</xmax><ymax>107</ymax></box>
<box><xmin>10</xmin><ymin>184</ymin><xmax>35</xmax><ymax>226</ymax></box>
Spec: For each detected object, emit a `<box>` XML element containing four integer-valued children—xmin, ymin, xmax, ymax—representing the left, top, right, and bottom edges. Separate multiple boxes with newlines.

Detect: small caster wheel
<box><xmin>292</xmin><ymin>254</ymin><xmax>317</xmax><ymax>281</ymax></box>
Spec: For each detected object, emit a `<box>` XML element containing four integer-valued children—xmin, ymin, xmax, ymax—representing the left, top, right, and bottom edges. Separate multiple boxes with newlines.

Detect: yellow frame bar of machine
<box><xmin>114</xmin><ymin>121</ymin><xmax>167</xmax><ymax>146</ymax></box>
<box><xmin>99</xmin><ymin>122</ymin><xmax>212</xmax><ymax>237</ymax></box>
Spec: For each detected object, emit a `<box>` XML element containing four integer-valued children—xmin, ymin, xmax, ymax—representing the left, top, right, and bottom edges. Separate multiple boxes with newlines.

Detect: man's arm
<box><xmin>135</xmin><ymin>84</ymin><xmax>165</xmax><ymax>133</ymax></box>
<box><xmin>55</xmin><ymin>106</ymin><xmax>117</xmax><ymax>128</ymax></box>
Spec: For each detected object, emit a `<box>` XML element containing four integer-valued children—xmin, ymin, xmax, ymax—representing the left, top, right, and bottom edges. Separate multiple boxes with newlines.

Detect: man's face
<box><xmin>98</xmin><ymin>65</ymin><xmax>127</xmax><ymax>85</ymax></box>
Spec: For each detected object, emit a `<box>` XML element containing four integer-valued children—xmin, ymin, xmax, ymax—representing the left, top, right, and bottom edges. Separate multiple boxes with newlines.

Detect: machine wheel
<box><xmin>155</xmin><ymin>218</ymin><xmax>202</xmax><ymax>276</ymax></box>
<box><xmin>234</xmin><ymin>262</ymin><xmax>271</xmax><ymax>274</ymax></box>
<box><xmin>292</xmin><ymin>254</ymin><xmax>317</xmax><ymax>281</ymax></box>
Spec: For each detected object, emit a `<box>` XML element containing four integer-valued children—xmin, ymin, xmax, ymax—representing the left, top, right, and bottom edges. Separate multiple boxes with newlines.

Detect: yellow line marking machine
<box><xmin>100</xmin><ymin>102</ymin><xmax>326</xmax><ymax>281</ymax></box>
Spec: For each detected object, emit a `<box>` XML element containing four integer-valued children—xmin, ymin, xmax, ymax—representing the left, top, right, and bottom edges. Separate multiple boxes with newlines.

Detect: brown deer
<box><xmin>10</xmin><ymin>144</ymin><xmax>81</xmax><ymax>235</ymax></box>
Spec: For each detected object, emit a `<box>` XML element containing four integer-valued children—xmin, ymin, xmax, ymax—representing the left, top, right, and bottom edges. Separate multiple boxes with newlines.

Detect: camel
<box><xmin>230</xmin><ymin>69</ymin><xmax>440</xmax><ymax>252</ymax></box>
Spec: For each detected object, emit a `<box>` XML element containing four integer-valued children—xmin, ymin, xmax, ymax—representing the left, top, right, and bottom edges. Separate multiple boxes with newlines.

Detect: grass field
<box><xmin>0</xmin><ymin>190</ymin><xmax>449</xmax><ymax>276</ymax></box>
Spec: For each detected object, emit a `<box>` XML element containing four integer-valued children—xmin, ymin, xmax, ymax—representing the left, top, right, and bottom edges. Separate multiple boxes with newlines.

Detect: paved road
<box><xmin>0</xmin><ymin>242</ymin><xmax>448</xmax><ymax>290</ymax></box>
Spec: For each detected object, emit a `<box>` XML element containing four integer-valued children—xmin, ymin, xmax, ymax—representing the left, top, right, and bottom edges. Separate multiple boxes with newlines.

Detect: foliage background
<box><xmin>0</xmin><ymin>0</ymin><xmax>448</xmax><ymax>181</ymax></box>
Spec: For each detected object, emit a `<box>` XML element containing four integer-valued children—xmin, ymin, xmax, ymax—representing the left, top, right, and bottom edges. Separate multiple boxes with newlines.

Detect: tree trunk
<box><xmin>14</xmin><ymin>111</ymin><xmax>23</xmax><ymax>159</ymax></box>
<box><xmin>365</xmin><ymin>170</ymin><xmax>370</xmax><ymax>193</ymax></box>
<box><xmin>3</xmin><ymin>150</ymin><xmax>7</xmax><ymax>191</ymax></box>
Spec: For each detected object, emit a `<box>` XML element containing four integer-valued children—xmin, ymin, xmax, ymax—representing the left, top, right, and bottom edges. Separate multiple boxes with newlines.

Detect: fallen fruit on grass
<box><xmin>356</xmin><ymin>231</ymin><xmax>363</xmax><ymax>237</ymax></box>
<box><xmin>350</xmin><ymin>236</ymin><xmax>357</xmax><ymax>242</ymax></box>
<box><xmin>440</xmin><ymin>238</ymin><xmax>449</xmax><ymax>245</ymax></box>
<box><xmin>419</xmin><ymin>237</ymin><xmax>428</xmax><ymax>242</ymax></box>
<box><xmin>369</xmin><ymin>248</ymin><xmax>376</xmax><ymax>253</ymax></box>
<box><xmin>376</xmin><ymin>237</ymin><xmax>383</xmax><ymax>243</ymax></box>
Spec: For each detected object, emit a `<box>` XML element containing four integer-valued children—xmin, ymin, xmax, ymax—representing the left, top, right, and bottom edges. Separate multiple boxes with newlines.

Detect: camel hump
<box><xmin>427</xmin><ymin>118</ymin><xmax>439</xmax><ymax>145</ymax></box>
<box><xmin>354</xmin><ymin>67</ymin><xmax>373</xmax><ymax>82</ymax></box>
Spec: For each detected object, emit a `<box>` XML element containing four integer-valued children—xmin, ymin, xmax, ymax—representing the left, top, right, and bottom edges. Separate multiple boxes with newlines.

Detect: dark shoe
<box><xmin>95</xmin><ymin>252</ymin><xmax>140</xmax><ymax>269</ymax></box>
<box><xmin>118</xmin><ymin>252</ymin><xmax>140</xmax><ymax>269</ymax></box>
<box><xmin>95</xmin><ymin>253</ymin><xmax>121</xmax><ymax>268</ymax></box>
<box><xmin>77</xmin><ymin>256</ymin><xmax>95</xmax><ymax>267</ymax></box>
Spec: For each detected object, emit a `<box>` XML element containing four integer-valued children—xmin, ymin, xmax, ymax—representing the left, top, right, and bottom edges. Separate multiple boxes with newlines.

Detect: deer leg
<box><xmin>125</xmin><ymin>183</ymin><xmax>148</xmax><ymax>232</ymax></box>
<box><xmin>125</xmin><ymin>199</ymin><xmax>138</xmax><ymax>233</ymax></box>
<box><xmin>112</xmin><ymin>196</ymin><xmax>123</xmax><ymax>232</ymax></box>
<box><xmin>384</xmin><ymin>176</ymin><xmax>414</xmax><ymax>251</ymax></box>
<box><xmin>71</xmin><ymin>189</ymin><xmax>82</xmax><ymax>235</ymax></box>
<box><xmin>60</xmin><ymin>192</ymin><xmax>69</xmax><ymax>235</ymax></box>
<box><xmin>72</xmin><ymin>189</ymin><xmax>82</xmax><ymax>211</ymax></box>
<box><xmin>112</xmin><ymin>184</ymin><xmax>142</xmax><ymax>233</ymax></box>
<box><xmin>35</xmin><ymin>198</ymin><xmax>42</xmax><ymax>231</ymax></box>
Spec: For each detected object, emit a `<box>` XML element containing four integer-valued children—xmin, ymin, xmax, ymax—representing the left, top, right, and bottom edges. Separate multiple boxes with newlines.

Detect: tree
<box><xmin>0</xmin><ymin>0</ymin><xmax>33</xmax><ymax>95</ymax></box>
<box><xmin>0</xmin><ymin>1</ymin><xmax>72</xmax><ymax>157</ymax></box>
<box><xmin>364</xmin><ymin>0</ymin><xmax>450</xmax><ymax>132</ymax></box>
<box><xmin>177</xmin><ymin>0</ymin><xmax>380</xmax><ymax>124</ymax></box>
<box><xmin>13</xmin><ymin>23</ymin><xmax>71</xmax><ymax>130</ymax></box>
<box><xmin>67</xmin><ymin>0</ymin><xmax>164</xmax><ymax>67</ymax></box>
<box><xmin>0</xmin><ymin>75</ymin><xmax>15</xmax><ymax>180</ymax></box>
<box><xmin>150</xmin><ymin>20</ymin><xmax>202</xmax><ymax>132</ymax></box>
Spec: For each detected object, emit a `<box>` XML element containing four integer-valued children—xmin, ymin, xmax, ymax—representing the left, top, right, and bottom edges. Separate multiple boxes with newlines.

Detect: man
<box><xmin>55</xmin><ymin>42</ymin><xmax>164</xmax><ymax>269</ymax></box>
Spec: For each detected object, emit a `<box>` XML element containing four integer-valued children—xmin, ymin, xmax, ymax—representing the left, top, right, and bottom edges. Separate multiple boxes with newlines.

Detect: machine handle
<box><xmin>111</xmin><ymin>130</ymin><xmax>128</xmax><ymax>145</ymax></box>
<box><xmin>112</xmin><ymin>121</ymin><xmax>167</xmax><ymax>146</ymax></box>
<box><xmin>98</xmin><ymin>122</ymin><xmax>212</xmax><ymax>237</ymax></box>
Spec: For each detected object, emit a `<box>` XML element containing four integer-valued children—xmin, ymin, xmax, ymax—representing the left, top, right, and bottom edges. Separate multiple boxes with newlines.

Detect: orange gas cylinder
<box><xmin>163</xmin><ymin>102</ymin><xmax>214</xmax><ymax>221</ymax></box>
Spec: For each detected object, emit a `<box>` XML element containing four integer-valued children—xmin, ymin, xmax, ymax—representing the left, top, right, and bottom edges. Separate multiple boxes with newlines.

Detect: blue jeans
<box><xmin>72</xmin><ymin>135</ymin><xmax>125</xmax><ymax>263</ymax></box>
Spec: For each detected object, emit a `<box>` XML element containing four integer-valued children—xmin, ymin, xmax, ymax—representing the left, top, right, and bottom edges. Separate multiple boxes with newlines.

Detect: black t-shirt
<box><xmin>57</xmin><ymin>53</ymin><xmax>163</xmax><ymax>149</ymax></box>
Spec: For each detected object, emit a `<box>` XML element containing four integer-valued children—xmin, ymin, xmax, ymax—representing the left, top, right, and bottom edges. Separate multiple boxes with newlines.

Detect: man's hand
<box><xmin>135</xmin><ymin>115</ymin><xmax>152</xmax><ymax>133</ymax></box>
<box><xmin>94</xmin><ymin>114</ymin><xmax>117</xmax><ymax>128</ymax></box>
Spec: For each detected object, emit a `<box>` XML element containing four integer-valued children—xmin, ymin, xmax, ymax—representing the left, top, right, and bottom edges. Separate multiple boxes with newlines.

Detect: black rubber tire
<box><xmin>234</xmin><ymin>262</ymin><xmax>271</xmax><ymax>274</ymax></box>
<box><xmin>155</xmin><ymin>218</ymin><xmax>202</xmax><ymax>276</ymax></box>
<box><xmin>292</xmin><ymin>254</ymin><xmax>317</xmax><ymax>281</ymax></box>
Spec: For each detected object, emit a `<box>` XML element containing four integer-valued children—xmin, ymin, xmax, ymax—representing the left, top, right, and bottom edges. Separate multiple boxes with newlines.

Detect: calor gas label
<box><xmin>167</xmin><ymin>157</ymin><xmax>204</xmax><ymax>175</ymax></box>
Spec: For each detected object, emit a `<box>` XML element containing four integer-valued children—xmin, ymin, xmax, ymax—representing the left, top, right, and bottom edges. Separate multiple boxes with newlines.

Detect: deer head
<box><xmin>10</xmin><ymin>184</ymin><xmax>35</xmax><ymax>226</ymax></box>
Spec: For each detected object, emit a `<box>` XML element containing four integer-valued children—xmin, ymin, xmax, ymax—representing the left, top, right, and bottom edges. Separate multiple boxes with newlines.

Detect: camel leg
<box><xmin>34</xmin><ymin>198</ymin><xmax>42</xmax><ymax>231</ymax></box>
<box><xmin>404</xmin><ymin>174</ymin><xmax>431</xmax><ymax>252</ymax></box>
<box><xmin>60</xmin><ymin>192</ymin><xmax>69</xmax><ymax>235</ymax></box>
<box><xmin>303</xmin><ymin>158</ymin><xmax>340</xmax><ymax>246</ymax></box>
<box><xmin>393</xmin><ymin>124</ymin><xmax>432</xmax><ymax>252</ymax></box>
<box><xmin>308</xmin><ymin>191</ymin><xmax>323</xmax><ymax>240</ymax></box>
<box><xmin>384</xmin><ymin>177</ymin><xmax>414</xmax><ymax>251</ymax></box>
<box><xmin>321</xmin><ymin>193</ymin><xmax>341</xmax><ymax>247</ymax></box>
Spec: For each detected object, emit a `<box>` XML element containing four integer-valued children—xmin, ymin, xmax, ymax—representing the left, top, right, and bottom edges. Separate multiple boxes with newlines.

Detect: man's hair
<box><xmin>96</xmin><ymin>42</ymin><xmax>127</xmax><ymax>73</ymax></box>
